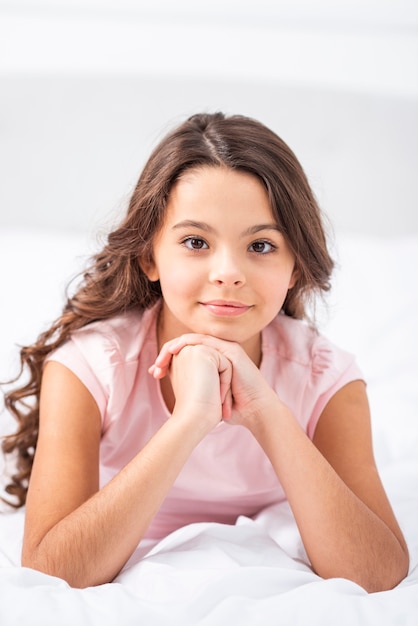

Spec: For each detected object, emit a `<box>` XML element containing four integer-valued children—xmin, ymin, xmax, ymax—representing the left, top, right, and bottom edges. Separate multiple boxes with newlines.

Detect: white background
<box><xmin>0</xmin><ymin>0</ymin><xmax>417</xmax><ymax>236</ymax></box>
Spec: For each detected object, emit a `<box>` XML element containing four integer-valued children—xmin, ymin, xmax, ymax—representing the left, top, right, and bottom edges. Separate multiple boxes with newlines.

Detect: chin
<box><xmin>200</xmin><ymin>324</ymin><xmax>255</xmax><ymax>345</ymax></box>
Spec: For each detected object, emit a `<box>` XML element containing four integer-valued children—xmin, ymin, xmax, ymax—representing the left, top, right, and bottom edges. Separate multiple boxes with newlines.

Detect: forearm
<box><xmin>23</xmin><ymin>415</ymin><xmax>206</xmax><ymax>588</ymax></box>
<box><xmin>251</xmin><ymin>402</ymin><xmax>409</xmax><ymax>592</ymax></box>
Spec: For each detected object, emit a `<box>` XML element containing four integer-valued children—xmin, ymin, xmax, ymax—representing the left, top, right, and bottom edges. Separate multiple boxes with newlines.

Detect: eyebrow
<box><xmin>171</xmin><ymin>220</ymin><xmax>282</xmax><ymax>236</ymax></box>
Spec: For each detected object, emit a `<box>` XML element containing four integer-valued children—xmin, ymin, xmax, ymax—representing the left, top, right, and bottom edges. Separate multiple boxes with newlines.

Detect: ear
<box><xmin>288</xmin><ymin>266</ymin><xmax>299</xmax><ymax>290</ymax></box>
<box><xmin>139</xmin><ymin>256</ymin><xmax>159</xmax><ymax>282</ymax></box>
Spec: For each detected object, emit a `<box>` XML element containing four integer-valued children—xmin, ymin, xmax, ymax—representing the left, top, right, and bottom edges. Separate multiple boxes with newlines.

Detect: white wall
<box><xmin>0</xmin><ymin>0</ymin><xmax>417</xmax><ymax>235</ymax></box>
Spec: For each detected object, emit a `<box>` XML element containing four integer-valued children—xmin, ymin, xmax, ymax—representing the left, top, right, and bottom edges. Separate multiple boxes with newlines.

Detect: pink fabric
<box><xmin>47</xmin><ymin>301</ymin><xmax>363</xmax><ymax>539</ymax></box>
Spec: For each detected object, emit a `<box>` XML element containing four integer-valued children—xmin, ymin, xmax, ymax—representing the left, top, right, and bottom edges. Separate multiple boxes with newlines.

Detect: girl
<box><xmin>2</xmin><ymin>112</ymin><xmax>408</xmax><ymax>590</ymax></box>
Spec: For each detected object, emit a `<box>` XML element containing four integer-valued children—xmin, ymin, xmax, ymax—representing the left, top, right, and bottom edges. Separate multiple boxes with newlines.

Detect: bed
<box><xmin>1</xmin><ymin>231</ymin><xmax>418</xmax><ymax>626</ymax></box>
<box><xmin>1</xmin><ymin>3</ymin><xmax>418</xmax><ymax>624</ymax></box>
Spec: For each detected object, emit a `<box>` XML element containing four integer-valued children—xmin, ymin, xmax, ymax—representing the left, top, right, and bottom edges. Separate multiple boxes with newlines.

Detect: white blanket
<box><xmin>1</xmin><ymin>229</ymin><xmax>417</xmax><ymax>626</ymax></box>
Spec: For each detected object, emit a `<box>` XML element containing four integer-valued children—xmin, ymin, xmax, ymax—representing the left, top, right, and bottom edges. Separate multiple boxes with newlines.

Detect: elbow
<box><xmin>365</xmin><ymin>543</ymin><xmax>410</xmax><ymax>593</ymax></box>
<box><xmin>21</xmin><ymin>546</ymin><xmax>67</xmax><ymax>585</ymax></box>
<box><xmin>321</xmin><ymin>548</ymin><xmax>410</xmax><ymax>594</ymax></box>
<box><xmin>365</xmin><ymin>550</ymin><xmax>409</xmax><ymax>594</ymax></box>
<box><xmin>21</xmin><ymin>544</ymin><xmax>117</xmax><ymax>588</ymax></box>
<box><xmin>21</xmin><ymin>549</ymin><xmax>58</xmax><ymax>583</ymax></box>
<box><xmin>21</xmin><ymin>544</ymin><xmax>43</xmax><ymax>573</ymax></box>
<box><xmin>359</xmin><ymin>568</ymin><xmax>408</xmax><ymax>594</ymax></box>
<box><xmin>21</xmin><ymin>547</ymin><xmax>89</xmax><ymax>589</ymax></box>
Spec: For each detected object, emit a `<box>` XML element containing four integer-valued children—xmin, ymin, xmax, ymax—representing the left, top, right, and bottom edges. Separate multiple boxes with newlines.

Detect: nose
<box><xmin>209</xmin><ymin>249</ymin><xmax>246</xmax><ymax>287</ymax></box>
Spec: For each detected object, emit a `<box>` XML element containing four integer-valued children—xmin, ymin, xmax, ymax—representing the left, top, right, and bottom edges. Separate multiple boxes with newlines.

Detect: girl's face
<box><xmin>143</xmin><ymin>166</ymin><xmax>297</xmax><ymax>364</ymax></box>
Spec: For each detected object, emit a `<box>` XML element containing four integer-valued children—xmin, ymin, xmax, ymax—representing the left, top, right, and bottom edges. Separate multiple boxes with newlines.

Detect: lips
<box><xmin>200</xmin><ymin>300</ymin><xmax>252</xmax><ymax>317</ymax></box>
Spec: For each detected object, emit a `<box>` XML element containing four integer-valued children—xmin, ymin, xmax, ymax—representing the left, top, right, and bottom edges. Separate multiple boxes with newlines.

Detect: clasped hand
<box><xmin>149</xmin><ymin>334</ymin><xmax>279</xmax><ymax>432</ymax></box>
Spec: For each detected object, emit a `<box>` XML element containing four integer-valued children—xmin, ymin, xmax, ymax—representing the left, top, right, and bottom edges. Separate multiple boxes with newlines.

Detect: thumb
<box><xmin>217</xmin><ymin>352</ymin><xmax>233</xmax><ymax>419</ymax></box>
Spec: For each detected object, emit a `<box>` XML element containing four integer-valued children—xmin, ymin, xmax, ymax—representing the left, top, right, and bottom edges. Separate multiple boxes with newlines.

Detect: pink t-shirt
<box><xmin>47</xmin><ymin>301</ymin><xmax>363</xmax><ymax>539</ymax></box>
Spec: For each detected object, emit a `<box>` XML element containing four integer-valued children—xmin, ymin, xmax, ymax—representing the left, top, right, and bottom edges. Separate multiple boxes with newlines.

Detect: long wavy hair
<box><xmin>1</xmin><ymin>112</ymin><xmax>334</xmax><ymax>508</ymax></box>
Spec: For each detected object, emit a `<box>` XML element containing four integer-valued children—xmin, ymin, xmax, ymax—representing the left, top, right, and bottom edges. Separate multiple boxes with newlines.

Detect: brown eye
<box><xmin>183</xmin><ymin>237</ymin><xmax>208</xmax><ymax>250</ymax></box>
<box><xmin>249</xmin><ymin>240</ymin><xmax>276</xmax><ymax>254</ymax></box>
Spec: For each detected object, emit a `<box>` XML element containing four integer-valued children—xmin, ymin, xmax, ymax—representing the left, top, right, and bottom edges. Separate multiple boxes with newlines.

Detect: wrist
<box><xmin>170</xmin><ymin>405</ymin><xmax>220</xmax><ymax>441</ymax></box>
<box><xmin>246</xmin><ymin>393</ymin><xmax>293</xmax><ymax>440</ymax></box>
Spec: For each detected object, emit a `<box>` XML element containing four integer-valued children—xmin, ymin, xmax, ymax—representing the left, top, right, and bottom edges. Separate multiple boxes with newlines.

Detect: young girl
<box><xmin>2</xmin><ymin>112</ymin><xmax>408</xmax><ymax>591</ymax></box>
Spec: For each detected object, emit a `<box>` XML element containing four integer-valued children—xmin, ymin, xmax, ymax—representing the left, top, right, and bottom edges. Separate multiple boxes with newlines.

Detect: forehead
<box><xmin>165</xmin><ymin>166</ymin><xmax>275</xmax><ymax>223</ymax></box>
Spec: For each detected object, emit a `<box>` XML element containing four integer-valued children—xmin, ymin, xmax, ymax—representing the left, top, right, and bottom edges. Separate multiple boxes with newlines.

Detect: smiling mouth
<box><xmin>200</xmin><ymin>301</ymin><xmax>252</xmax><ymax>317</ymax></box>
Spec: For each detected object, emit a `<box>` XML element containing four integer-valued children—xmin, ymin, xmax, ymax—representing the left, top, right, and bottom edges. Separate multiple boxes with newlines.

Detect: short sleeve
<box><xmin>45</xmin><ymin>335</ymin><xmax>111</xmax><ymax>421</ymax></box>
<box><xmin>43</xmin><ymin>308</ymin><xmax>158</xmax><ymax>431</ymax></box>
<box><xmin>306</xmin><ymin>334</ymin><xmax>365</xmax><ymax>438</ymax></box>
<box><xmin>261</xmin><ymin>315</ymin><xmax>365</xmax><ymax>440</ymax></box>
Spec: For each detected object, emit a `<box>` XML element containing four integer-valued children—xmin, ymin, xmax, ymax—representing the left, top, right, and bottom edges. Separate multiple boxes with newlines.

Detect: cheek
<box><xmin>158</xmin><ymin>262</ymin><xmax>200</xmax><ymax>298</ymax></box>
<box><xmin>263</xmin><ymin>270</ymin><xmax>295</xmax><ymax>307</ymax></box>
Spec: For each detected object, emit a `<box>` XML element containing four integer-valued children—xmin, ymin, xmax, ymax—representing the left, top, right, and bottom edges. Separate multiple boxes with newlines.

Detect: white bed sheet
<box><xmin>0</xmin><ymin>229</ymin><xmax>417</xmax><ymax>626</ymax></box>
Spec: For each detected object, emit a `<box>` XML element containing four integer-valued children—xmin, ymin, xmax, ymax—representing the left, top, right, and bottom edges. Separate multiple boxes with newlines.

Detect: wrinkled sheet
<box><xmin>1</xmin><ymin>473</ymin><xmax>417</xmax><ymax>626</ymax></box>
<box><xmin>1</xmin><ymin>230</ymin><xmax>417</xmax><ymax>625</ymax></box>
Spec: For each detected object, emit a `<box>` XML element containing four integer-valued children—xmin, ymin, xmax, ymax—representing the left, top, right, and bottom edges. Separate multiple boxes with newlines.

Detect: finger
<box><xmin>148</xmin><ymin>364</ymin><xmax>166</xmax><ymax>379</ymax></box>
<box><xmin>218</xmin><ymin>354</ymin><xmax>232</xmax><ymax>405</ymax></box>
<box><xmin>149</xmin><ymin>337</ymin><xmax>187</xmax><ymax>377</ymax></box>
<box><xmin>216</xmin><ymin>352</ymin><xmax>233</xmax><ymax>420</ymax></box>
<box><xmin>153</xmin><ymin>346</ymin><xmax>178</xmax><ymax>369</ymax></box>
<box><xmin>222</xmin><ymin>388</ymin><xmax>233</xmax><ymax>421</ymax></box>
<box><xmin>149</xmin><ymin>338</ymin><xmax>205</xmax><ymax>379</ymax></box>
<box><xmin>155</xmin><ymin>334</ymin><xmax>237</xmax><ymax>368</ymax></box>
<box><xmin>152</xmin><ymin>334</ymin><xmax>217</xmax><ymax>375</ymax></box>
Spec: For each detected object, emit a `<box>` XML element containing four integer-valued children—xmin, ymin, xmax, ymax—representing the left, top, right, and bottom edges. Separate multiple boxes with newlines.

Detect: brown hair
<box><xmin>1</xmin><ymin>112</ymin><xmax>334</xmax><ymax>507</ymax></box>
